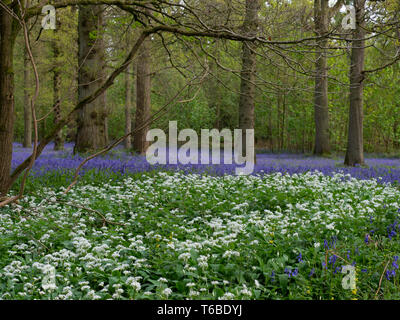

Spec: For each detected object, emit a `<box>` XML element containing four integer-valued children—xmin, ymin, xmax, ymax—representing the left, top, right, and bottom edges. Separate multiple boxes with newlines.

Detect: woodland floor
<box><xmin>1</xmin><ymin>144</ymin><xmax>400</xmax><ymax>299</ymax></box>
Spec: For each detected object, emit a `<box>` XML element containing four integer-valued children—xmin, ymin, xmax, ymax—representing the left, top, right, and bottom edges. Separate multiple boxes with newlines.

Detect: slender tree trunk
<box><xmin>238</xmin><ymin>0</ymin><xmax>260</xmax><ymax>160</ymax></box>
<box><xmin>313</xmin><ymin>0</ymin><xmax>331</xmax><ymax>155</ymax></box>
<box><xmin>282</xmin><ymin>94</ymin><xmax>286</xmax><ymax>150</ymax></box>
<box><xmin>205</xmin><ymin>42</ymin><xmax>222</xmax><ymax>130</ymax></box>
<box><xmin>23</xmin><ymin>0</ymin><xmax>31</xmax><ymax>149</ymax></box>
<box><xmin>53</xmin><ymin>21</ymin><xmax>64</xmax><ymax>151</ymax></box>
<box><xmin>268</xmin><ymin>99</ymin><xmax>273</xmax><ymax>151</ymax></box>
<box><xmin>133</xmin><ymin>35</ymin><xmax>151</xmax><ymax>154</ymax></box>
<box><xmin>124</xmin><ymin>35</ymin><xmax>133</xmax><ymax>149</ymax></box>
<box><xmin>0</xmin><ymin>10</ymin><xmax>18</xmax><ymax>197</ymax></box>
<box><xmin>23</xmin><ymin>44</ymin><xmax>32</xmax><ymax>148</ymax></box>
<box><xmin>75</xmin><ymin>5</ymin><xmax>108</xmax><ymax>154</ymax></box>
<box><xmin>344</xmin><ymin>0</ymin><xmax>366</xmax><ymax>166</ymax></box>
<box><xmin>276</xmin><ymin>93</ymin><xmax>281</xmax><ymax>150</ymax></box>
<box><xmin>394</xmin><ymin>118</ymin><xmax>399</xmax><ymax>149</ymax></box>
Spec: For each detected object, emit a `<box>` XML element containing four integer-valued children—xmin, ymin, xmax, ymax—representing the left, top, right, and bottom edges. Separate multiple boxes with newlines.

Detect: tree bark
<box><xmin>124</xmin><ymin>34</ymin><xmax>133</xmax><ymax>149</ymax></box>
<box><xmin>313</xmin><ymin>0</ymin><xmax>330</xmax><ymax>155</ymax></box>
<box><xmin>238</xmin><ymin>0</ymin><xmax>260</xmax><ymax>160</ymax></box>
<box><xmin>133</xmin><ymin>35</ymin><xmax>151</xmax><ymax>154</ymax></box>
<box><xmin>53</xmin><ymin>18</ymin><xmax>64</xmax><ymax>151</ymax></box>
<box><xmin>23</xmin><ymin>43</ymin><xmax>32</xmax><ymax>148</ymax></box>
<box><xmin>75</xmin><ymin>5</ymin><xmax>108</xmax><ymax>154</ymax></box>
<box><xmin>344</xmin><ymin>0</ymin><xmax>366</xmax><ymax>166</ymax></box>
<box><xmin>0</xmin><ymin>10</ymin><xmax>18</xmax><ymax>197</ymax></box>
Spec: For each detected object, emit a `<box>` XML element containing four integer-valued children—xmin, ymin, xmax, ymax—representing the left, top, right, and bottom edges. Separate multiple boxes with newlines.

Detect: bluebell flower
<box><xmin>386</xmin><ymin>269</ymin><xmax>396</xmax><ymax>281</ymax></box>
<box><xmin>331</xmin><ymin>236</ymin><xmax>337</xmax><ymax>249</ymax></box>
<box><xmin>297</xmin><ymin>253</ymin><xmax>303</xmax><ymax>263</ymax></box>
<box><xmin>309</xmin><ymin>268</ymin><xmax>315</xmax><ymax>277</ymax></box>
<box><xmin>333</xmin><ymin>266</ymin><xmax>342</xmax><ymax>274</ymax></box>
<box><xmin>328</xmin><ymin>255</ymin><xmax>337</xmax><ymax>267</ymax></box>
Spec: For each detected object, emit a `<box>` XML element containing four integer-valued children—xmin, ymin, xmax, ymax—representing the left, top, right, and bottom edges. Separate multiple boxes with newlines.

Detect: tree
<box><xmin>344</xmin><ymin>0</ymin><xmax>366</xmax><ymax>166</ymax></box>
<box><xmin>74</xmin><ymin>5</ymin><xmax>108</xmax><ymax>153</ymax></box>
<box><xmin>133</xmin><ymin>11</ymin><xmax>152</xmax><ymax>155</ymax></box>
<box><xmin>23</xmin><ymin>40</ymin><xmax>32</xmax><ymax>148</ymax></box>
<box><xmin>313</xmin><ymin>0</ymin><xmax>344</xmax><ymax>155</ymax></box>
<box><xmin>0</xmin><ymin>9</ymin><xmax>18</xmax><ymax>196</ymax></box>
<box><xmin>238</xmin><ymin>0</ymin><xmax>260</xmax><ymax>160</ymax></box>
<box><xmin>124</xmin><ymin>31</ymin><xmax>134</xmax><ymax>150</ymax></box>
<box><xmin>53</xmin><ymin>13</ymin><xmax>63</xmax><ymax>151</ymax></box>
<box><xmin>313</xmin><ymin>0</ymin><xmax>330</xmax><ymax>155</ymax></box>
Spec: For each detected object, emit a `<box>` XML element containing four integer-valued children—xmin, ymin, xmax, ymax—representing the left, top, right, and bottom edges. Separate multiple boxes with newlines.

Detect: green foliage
<box><xmin>1</xmin><ymin>170</ymin><xmax>400</xmax><ymax>300</ymax></box>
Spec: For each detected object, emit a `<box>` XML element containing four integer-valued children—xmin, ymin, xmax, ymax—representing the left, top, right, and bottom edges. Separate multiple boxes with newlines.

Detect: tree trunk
<box><xmin>53</xmin><ymin>21</ymin><xmax>64</xmax><ymax>151</ymax></box>
<box><xmin>75</xmin><ymin>5</ymin><xmax>108</xmax><ymax>154</ymax></box>
<box><xmin>344</xmin><ymin>0</ymin><xmax>366</xmax><ymax>166</ymax></box>
<box><xmin>313</xmin><ymin>0</ymin><xmax>331</xmax><ymax>155</ymax></box>
<box><xmin>124</xmin><ymin>35</ymin><xmax>133</xmax><ymax>149</ymax></box>
<box><xmin>23</xmin><ymin>43</ymin><xmax>32</xmax><ymax>149</ymax></box>
<box><xmin>133</xmin><ymin>36</ymin><xmax>151</xmax><ymax>154</ymax></box>
<box><xmin>0</xmin><ymin>10</ymin><xmax>18</xmax><ymax>197</ymax></box>
<box><xmin>238</xmin><ymin>0</ymin><xmax>260</xmax><ymax>160</ymax></box>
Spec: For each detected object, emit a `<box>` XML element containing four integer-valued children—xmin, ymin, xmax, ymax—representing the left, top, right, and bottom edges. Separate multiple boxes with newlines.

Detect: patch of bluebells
<box><xmin>328</xmin><ymin>255</ymin><xmax>338</xmax><ymax>267</ymax></box>
<box><xmin>323</xmin><ymin>237</ymin><xmax>337</xmax><ymax>250</ymax></box>
<box><xmin>10</xmin><ymin>142</ymin><xmax>400</xmax><ymax>184</ymax></box>
<box><xmin>387</xmin><ymin>221</ymin><xmax>399</xmax><ymax>240</ymax></box>
<box><xmin>284</xmin><ymin>267</ymin><xmax>299</xmax><ymax>278</ymax></box>
<box><xmin>386</xmin><ymin>256</ymin><xmax>400</xmax><ymax>281</ymax></box>
<box><xmin>333</xmin><ymin>266</ymin><xmax>342</xmax><ymax>274</ymax></box>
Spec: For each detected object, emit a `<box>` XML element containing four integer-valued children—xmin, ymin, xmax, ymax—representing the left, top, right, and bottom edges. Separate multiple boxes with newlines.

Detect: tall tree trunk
<box><xmin>313</xmin><ymin>0</ymin><xmax>331</xmax><ymax>155</ymax></box>
<box><xmin>238</xmin><ymin>0</ymin><xmax>260</xmax><ymax>160</ymax></box>
<box><xmin>23</xmin><ymin>43</ymin><xmax>32</xmax><ymax>148</ymax></box>
<box><xmin>344</xmin><ymin>0</ymin><xmax>366</xmax><ymax>166</ymax></box>
<box><xmin>205</xmin><ymin>41</ymin><xmax>222</xmax><ymax>130</ymax></box>
<box><xmin>281</xmin><ymin>94</ymin><xmax>286</xmax><ymax>150</ymax></box>
<box><xmin>75</xmin><ymin>5</ymin><xmax>108</xmax><ymax>154</ymax></box>
<box><xmin>53</xmin><ymin>20</ymin><xmax>64</xmax><ymax>151</ymax></box>
<box><xmin>133</xmin><ymin>35</ymin><xmax>151</xmax><ymax>154</ymax></box>
<box><xmin>124</xmin><ymin>35</ymin><xmax>133</xmax><ymax>149</ymax></box>
<box><xmin>0</xmin><ymin>10</ymin><xmax>18</xmax><ymax>197</ymax></box>
<box><xmin>268</xmin><ymin>99</ymin><xmax>273</xmax><ymax>151</ymax></box>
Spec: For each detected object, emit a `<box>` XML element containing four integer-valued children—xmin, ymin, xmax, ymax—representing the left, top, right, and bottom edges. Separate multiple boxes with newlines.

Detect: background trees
<box><xmin>1</xmin><ymin>0</ymin><xmax>400</xmax><ymax>200</ymax></box>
